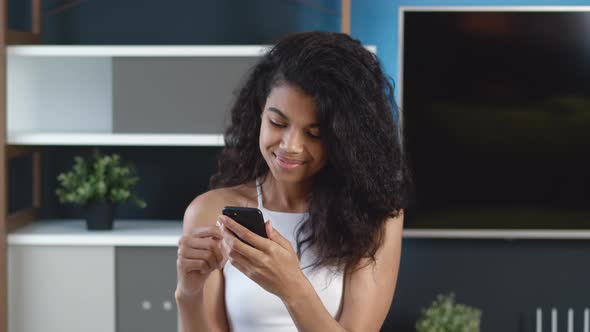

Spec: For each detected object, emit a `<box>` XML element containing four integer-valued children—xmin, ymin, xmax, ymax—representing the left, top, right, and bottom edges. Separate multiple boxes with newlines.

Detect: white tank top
<box><xmin>223</xmin><ymin>179</ymin><xmax>344</xmax><ymax>332</ymax></box>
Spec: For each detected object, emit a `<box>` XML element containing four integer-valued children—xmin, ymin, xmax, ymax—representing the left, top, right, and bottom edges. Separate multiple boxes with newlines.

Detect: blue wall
<box><xmin>9</xmin><ymin>0</ymin><xmax>342</xmax><ymax>44</ymax></box>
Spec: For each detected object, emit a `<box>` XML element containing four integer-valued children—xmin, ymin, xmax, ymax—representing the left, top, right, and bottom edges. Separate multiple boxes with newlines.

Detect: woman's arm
<box><xmin>176</xmin><ymin>193</ymin><xmax>230</xmax><ymax>332</ymax></box>
<box><xmin>176</xmin><ymin>270</ymin><xmax>228</xmax><ymax>332</ymax></box>
<box><xmin>284</xmin><ymin>212</ymin><xmax>404</xmax><ymax>332</ymax></box>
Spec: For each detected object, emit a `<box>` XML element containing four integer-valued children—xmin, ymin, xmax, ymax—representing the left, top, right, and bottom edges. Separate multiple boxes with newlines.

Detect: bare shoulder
<box><xmin>182</xmin><ymin>183</ymin><xmax>258</xmax><ymax>232</ymax></box>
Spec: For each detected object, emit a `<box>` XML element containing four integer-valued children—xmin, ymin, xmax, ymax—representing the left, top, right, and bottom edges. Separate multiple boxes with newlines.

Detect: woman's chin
<box><xmin>267</xmin><ymin>166</ymin><xmax>307</xmax><ymax>183</ymax></box>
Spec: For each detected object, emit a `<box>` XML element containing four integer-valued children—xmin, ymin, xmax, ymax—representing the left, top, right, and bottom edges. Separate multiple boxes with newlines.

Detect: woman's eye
<box><xmin>307</xmin><ymin>132</ymin><xmax>321</xmax><ymax>139</ymax></box>
<box><xmin>269</xmin><ymin>120</ymin><xmax>287</xmax><ymax>128</ymax></box>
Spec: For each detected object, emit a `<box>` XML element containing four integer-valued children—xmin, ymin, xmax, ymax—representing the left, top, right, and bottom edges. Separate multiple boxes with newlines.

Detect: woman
<box><xmin>176</xmin><ymin>31</ymin><xmax>411</xmax><ymax>332</ymax></box>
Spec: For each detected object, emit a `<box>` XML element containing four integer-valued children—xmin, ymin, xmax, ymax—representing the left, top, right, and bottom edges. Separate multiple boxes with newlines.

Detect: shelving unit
<box><xmin>3</xmin><ymin>44</ymin><xmax>268</xmax><ymax>332</ymax></box>
<box><xmin>1</xmin><ymin>13</ymin><xmax>273</xmax><ymax>332</ymax></box>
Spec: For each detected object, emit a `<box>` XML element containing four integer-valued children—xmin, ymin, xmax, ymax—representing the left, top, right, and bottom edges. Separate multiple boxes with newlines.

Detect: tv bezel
<box><xmin>397</xmin><ymin>6</ymin><xmax>590</xmax><ymax>238</ymax></box>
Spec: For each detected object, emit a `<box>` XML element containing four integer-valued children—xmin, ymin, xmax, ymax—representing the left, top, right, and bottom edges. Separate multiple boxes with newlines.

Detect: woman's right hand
<box><xmin>176</xmin><ymin>224</ymin><xmax>227</xmax><ymax>298</ymax></box>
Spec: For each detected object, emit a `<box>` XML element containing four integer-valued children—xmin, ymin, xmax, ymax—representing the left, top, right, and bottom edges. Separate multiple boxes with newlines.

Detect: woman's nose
<box><xmin>279</xmin><ymin>129</ymin><xmax>304</xmax><ymax>153</ymax></box>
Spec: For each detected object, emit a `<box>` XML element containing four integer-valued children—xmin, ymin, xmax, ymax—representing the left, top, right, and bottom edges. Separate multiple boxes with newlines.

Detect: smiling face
<box><xmin>259</xmin><ymin>83</ymin><xmax>328</xmax><ymax>184</ymax></box>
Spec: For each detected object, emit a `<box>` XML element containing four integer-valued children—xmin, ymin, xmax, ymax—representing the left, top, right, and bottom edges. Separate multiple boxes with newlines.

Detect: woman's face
<box><xmin>259</xmin><ymin>84</ymin><xmax>328</xmax><ymax>184</ymax></box>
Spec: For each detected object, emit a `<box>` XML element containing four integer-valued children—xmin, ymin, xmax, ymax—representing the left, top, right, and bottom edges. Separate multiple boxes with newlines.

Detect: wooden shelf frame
<box><xmin>2</xmin><ymin>1</ymin><xmax>43</xmax><ymax>331</ymax></box>
<box><xmin>0</xmin><ymin>3</ymin><xmax>7</xmax><ymax>331</ymax></box>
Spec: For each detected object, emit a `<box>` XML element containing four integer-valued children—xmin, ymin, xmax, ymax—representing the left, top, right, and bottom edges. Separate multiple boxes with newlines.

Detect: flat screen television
<box><xmin>399</xmin><ymin>7</ymin><xmax>590</xmax><ymax>229</ymax></box>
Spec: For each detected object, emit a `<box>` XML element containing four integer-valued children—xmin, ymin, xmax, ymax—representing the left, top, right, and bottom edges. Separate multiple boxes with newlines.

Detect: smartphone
<box><xmin>222</xmin><ymin>206</ymin><xmax>268</xmax><ymax>245</ymax></box>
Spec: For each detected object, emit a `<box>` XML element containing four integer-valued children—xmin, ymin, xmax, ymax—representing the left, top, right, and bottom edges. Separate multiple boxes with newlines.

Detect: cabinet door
<box><xmin>116</xmin><ymin>247</ymin><xmax>178</xmax><ymax>332</ymax></box>
<box><xmin>8</xmin><ymin>245</ymin><xmax>115</xmax><ymax>332</ymax></box>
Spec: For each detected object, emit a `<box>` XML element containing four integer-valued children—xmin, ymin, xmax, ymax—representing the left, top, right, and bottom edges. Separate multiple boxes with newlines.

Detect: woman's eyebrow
<box><xmin>267</xmin><ymin>107</ymin><xmax>320</xmax><ymax>128</ymax></box>
<box><xmin>268</xmin><ymin>107</ymin><xmax>288</xmax><ymax>119</ymax></box>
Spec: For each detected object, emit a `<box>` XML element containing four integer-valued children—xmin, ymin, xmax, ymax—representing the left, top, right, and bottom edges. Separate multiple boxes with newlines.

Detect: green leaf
<box><xmin>55</xmin><ymin>149</ymin><xmax>147</xmax><ymax>208</ymax></box>
<box><xmin>416</xmin><ymin>293</ymin><xmax>481</xmax><ymax>332</ymax></box>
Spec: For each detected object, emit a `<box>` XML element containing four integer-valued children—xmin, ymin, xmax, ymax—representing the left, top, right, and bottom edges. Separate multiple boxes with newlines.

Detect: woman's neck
<box><xmin>261</xmin><ymin>174</ymin><xmax>312</xmax><ymax>213</ymax></box>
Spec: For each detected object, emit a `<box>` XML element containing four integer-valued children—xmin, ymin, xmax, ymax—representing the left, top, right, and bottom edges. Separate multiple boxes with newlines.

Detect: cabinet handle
<box><xmin>162</xmin><ymin>300</ymin><xmax>174</xmax><ymax>311</ymax></box>
<box><xmin>141</xmin><ymin>300</ymin><xmax>152</xmax><ymax>311</ymax></box>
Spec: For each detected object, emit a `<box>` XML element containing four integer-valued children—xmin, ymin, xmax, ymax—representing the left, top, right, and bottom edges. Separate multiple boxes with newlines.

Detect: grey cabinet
<box><xmin>116</xmin><ymin>247</ymin><xmax>178</xmax><ymax>332</ymax></box>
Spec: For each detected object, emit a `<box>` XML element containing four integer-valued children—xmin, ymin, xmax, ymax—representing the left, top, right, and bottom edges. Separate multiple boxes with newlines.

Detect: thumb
<box><xmin>265</xmin><ymin>220</ymin><xmax>275</xmax><ymax>238</ymax></box>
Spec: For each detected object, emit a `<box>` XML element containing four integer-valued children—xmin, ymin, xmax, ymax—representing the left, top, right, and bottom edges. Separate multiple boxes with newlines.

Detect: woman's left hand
<box><xmin>218</xmin><ymin>214</ymin><xmax>306</xmax><ymax>302</ymax></box>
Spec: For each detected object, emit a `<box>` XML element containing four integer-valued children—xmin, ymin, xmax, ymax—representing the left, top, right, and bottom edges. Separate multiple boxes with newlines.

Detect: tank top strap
<box><xmin>255</xmin><ymin>177</ymin><xmax>263</xmax><ymax>208</ymax></box>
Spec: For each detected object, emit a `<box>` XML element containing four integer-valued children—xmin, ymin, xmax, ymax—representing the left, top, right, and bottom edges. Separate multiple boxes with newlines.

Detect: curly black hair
<box><xmin>210</xmin><ymin>31</ymin><xmax>412</xmax><ymax>271</ymax></box>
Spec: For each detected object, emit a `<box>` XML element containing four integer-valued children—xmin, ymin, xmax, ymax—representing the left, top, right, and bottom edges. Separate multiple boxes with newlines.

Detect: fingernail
<box><xmin>216</xmin><ymin>220</ymin><xmax>221</xmax><ymax>227</ymax></box>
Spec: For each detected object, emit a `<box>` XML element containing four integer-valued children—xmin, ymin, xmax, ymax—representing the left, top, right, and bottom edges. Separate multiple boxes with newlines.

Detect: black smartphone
<box><xmin>222</xmin><ymin>206</ymin><xmax>268</xmax><ymax>245</ymax></box>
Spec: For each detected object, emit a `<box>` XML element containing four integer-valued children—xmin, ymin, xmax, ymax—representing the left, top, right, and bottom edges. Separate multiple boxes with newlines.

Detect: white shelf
<box><xmin>7</xmin><ymin>132</ymin><xmax>224</xmax><ymax>146</ymax></box>
<box><xmin>7</xmin><ymin>44</ymin><xmax>376</xmax><ymax>57</ymax></box>
<box><xmin>9</xmin><ymin>220</ymin><xmax>590</xmax><ymax>247</ymax></box>
<box><xmin>7</xmin><ymin>220</ymin><xmax>182</xmax><ymax>246</ymax></box>
<box><xmin>7</xmin><ymin>45</ymin><xmax>273</xmax><ymax>57</ymax></box>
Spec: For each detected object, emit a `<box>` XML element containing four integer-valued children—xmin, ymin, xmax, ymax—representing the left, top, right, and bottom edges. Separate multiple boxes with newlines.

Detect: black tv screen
<box><xmin>400</xmin><ymin>8</ymin><xmax>590</xmax><ymax>229</ymax></box>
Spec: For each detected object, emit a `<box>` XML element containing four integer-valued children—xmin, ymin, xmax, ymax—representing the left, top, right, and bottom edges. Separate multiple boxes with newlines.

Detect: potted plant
<box><xmin>416</xmin><ymin>293</ymin><xmax>482</xmax><ymax>332</ymax></box>
<box><xmin>56</xmin><ymin>149</ymin><xmax>147</xmax><ymax>230</ymax></box>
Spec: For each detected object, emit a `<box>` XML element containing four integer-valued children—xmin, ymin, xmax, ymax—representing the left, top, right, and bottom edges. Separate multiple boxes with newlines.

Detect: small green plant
<box><xmin>416</xmin><ymin>293</ymin><xmax>482</xmax><ymax>332</ymax></box>
<box><xmin>56</xmin><ymin>149</ymin><xmax>147</xmax><ymax>208</ymax></box>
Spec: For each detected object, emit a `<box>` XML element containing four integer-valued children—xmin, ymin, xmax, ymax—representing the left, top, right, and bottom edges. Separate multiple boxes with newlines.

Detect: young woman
<box><xmin>175</xmin><ymin>31</ymin><xmax>411</xmax><ymax>332</ymax></box>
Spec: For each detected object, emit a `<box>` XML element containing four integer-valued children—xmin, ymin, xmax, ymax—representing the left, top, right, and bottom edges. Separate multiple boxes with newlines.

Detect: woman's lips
<box><xmin>273</xmin><ymin>153</ymin><xmax>304</xmax><ymax>170</ymax></box>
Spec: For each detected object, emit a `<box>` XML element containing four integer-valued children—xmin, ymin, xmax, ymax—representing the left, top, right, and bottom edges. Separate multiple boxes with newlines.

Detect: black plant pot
<box><xmin>85</xmin><ymin>201</ymin><xmax>117</xmax><ymax>230</ymax></box>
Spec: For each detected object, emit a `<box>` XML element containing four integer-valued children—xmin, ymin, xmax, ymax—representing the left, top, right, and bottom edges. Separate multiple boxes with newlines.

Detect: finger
<box><xmin>180</xmin><ymin>236</ymin><xmax>220</xmax><ymax>250</ymax></box>
<box><xmin>178</xmin><ymin>247</ymin><xmax>219</xmax><ymax>270</ymax></box>
<box><xmin>205</xmin><ymin>237</ymin><xmax>225</xmax><ymax>269</ymax></box>
<box><xmin>180</xmin><ymin>236</ymin><xmax>225</xmax><ymax>267</ymax></box>
<box><xmin>226</xmin><ymin>247</ymin><xmax>255</xmax><ymax>279</ymax></box>
<box><xmin>177</xmin><ymin>257</ymin><xmax>214</xmax><ymax>274</ymax></box>
<box><xmin>219</xmin><ymin>215</ymin><xmax>271</xmax><ymax>251</ymax></box>
<box><xmin>266</xmin><ymin>220</ymin><xmax>292</xmax><ymax>250</ymax></box>
<box><xmin>187</xmin><ymin>225</ymin><xmax>223</xmax><ymax>240</ymax></box>
<box><xmin>265</xmin><ymin>220</ymin><xmax>273</xmax><ymax>238</ymax></box>
<box><xmin>220</xmin><ymin>222</ymin><xmax>262</xmax><ymax>262</ymax></box>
